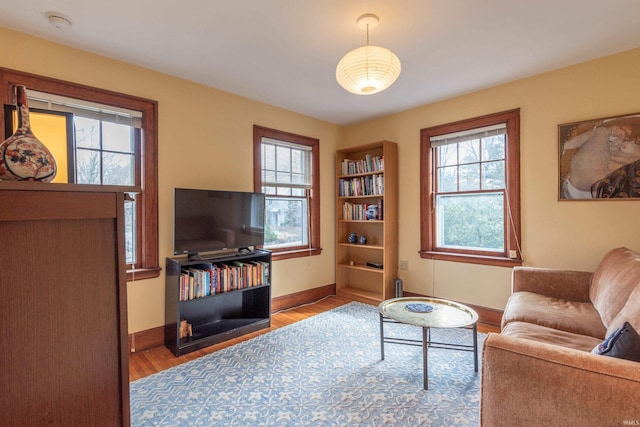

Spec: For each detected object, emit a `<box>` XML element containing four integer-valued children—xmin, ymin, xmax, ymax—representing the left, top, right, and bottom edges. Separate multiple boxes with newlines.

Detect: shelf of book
<box><xmin>165</xmin><ymin>248</ymin><xmax>272</xmax><ymax>356</ymax></box>
<box><xmin>335</xmin><ymin>141</ymin><xmax>398</xmax><ymax>305</ymax></box>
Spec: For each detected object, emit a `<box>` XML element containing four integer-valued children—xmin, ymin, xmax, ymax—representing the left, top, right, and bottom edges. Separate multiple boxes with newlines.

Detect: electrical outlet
<box><xmin>399</xmin><ymin>260</ymin><xmax>408</xmax><ymax>271</ymax></box>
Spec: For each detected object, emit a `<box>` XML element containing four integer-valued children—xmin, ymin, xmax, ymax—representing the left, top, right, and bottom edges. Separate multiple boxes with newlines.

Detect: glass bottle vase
<box><xmin>0</xmin><ymin>85</ymin><xmax>57</xmax><ymax>182</ymax></box>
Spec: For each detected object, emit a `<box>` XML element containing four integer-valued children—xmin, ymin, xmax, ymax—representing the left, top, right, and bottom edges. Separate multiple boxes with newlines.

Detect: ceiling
<box><xmin>1</xmin><ymin>1</ymin><xmax>640</xmax><ymax>126</ymax></box>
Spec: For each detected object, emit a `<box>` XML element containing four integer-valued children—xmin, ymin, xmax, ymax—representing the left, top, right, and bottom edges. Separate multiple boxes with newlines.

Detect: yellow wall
<box><xmin>346</xmin><ymin>48</ymin><xmax>640</xmax><ymax>309</ymax></box>
<box><xmin>2</xmin><ymin>25</ymin><xmax>640</xmax><ymax>330</ymax></box>
<box><xmin>0</xmin><ymin>27</ymin><xmax>342</xmax><ymax>333</ymax></box>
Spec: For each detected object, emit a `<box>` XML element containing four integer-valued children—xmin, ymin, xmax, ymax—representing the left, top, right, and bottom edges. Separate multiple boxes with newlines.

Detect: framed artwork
<box><xmin>559</xmin><ymin>113</ymin><xmax>640</xmax><ymax>200</ymax></box>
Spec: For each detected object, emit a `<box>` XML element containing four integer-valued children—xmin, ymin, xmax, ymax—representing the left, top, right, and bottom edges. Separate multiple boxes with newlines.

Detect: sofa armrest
<box><xmin>481</xmin><ymin>333</ymin><xmax>640</xmax><ymax>427</ymax></box>
<box><xmin>512</xmin><ymin>266</ymin><xmax>593</xmax><ymax>301</ymax></box>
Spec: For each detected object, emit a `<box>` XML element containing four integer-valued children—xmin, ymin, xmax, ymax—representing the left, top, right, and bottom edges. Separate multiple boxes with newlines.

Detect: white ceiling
<box><xmin>1</xmin><ymin>1</ymin><xmax>640</xmax><ymax>126</ymax></box>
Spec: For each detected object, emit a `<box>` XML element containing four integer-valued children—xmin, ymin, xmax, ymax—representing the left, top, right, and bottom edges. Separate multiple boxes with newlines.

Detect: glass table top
<box><xmin>379</xmin><ymin>297</ymin><xmax>478</xmax><ymax>328</ymax></box>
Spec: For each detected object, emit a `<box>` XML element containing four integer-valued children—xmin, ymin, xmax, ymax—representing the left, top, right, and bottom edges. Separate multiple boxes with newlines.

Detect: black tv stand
<box><xmin>165</xmin><ymin>248</ymin><xmax>272</xmax><ymax>356</ymax></box>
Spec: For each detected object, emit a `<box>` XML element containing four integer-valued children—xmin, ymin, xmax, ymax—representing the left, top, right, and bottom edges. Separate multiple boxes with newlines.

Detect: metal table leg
<box><xmin>423</xmin><ymin>327</ymin><xmax>429</xmax><ymax>390</ymax></box>
<box><xmin>379</xmin><ymin>313</ymin><xmax>385</xmax><ymax>360</ymax></box>
<box><xmin>473</xmin><ymin>322</ymin><xmax>478</xmax><ymax>372</ymax></box>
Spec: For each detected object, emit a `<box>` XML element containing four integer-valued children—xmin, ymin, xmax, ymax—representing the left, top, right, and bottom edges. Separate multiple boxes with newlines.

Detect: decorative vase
<box><xmin>0</xmin><ymin>85</ymin><xmax>57</xmax><ymax>182</ymax></box>
<box><xmin>365</xmin><ymin>204</ymin><xmax>379</xmax><ymax>220</ymax></box>
<box><xmin>347</xmin><ymin>232</ymin><xmax>358</xmax><ymax>244</ymax></box>
<box><xmin>359</xmin><ymin>235</ymin><xmax>367</xmax><ymax>245</ymax></box>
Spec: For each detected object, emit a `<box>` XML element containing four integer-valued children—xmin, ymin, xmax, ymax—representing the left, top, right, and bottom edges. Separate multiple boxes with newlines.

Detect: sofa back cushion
<box><xmin>606</xmin><ymin>283</ymin><xmax>640</xmax><ymax>337</ymax></box>
<box><xmin>590</xmin><ymin>247</ymin><xmax>640</xmax><ymax>328</ymax></box>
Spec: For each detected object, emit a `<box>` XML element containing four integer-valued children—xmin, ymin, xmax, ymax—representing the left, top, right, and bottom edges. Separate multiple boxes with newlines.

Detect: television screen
<box><xmin>174</xmin><ymin>188</ymin><xmax>265</xmax><ymax>255</ymax></box>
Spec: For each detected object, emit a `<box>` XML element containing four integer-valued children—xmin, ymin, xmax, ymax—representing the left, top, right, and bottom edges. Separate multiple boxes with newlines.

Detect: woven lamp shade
<box><xmin>336</xmin><ymin>45</ymin><xmax>401</xmax><ymax>95</ymax></box>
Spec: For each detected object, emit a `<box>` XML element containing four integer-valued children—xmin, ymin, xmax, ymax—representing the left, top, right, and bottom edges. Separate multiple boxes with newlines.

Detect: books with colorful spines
<box><xmin>179</xmin><ymin>271</ymin><xmax>188</xmax><ymax>301</ymax></box>
<box><xmin>256</xmin><ymin>261</ymin><xmax>270</xmax><ymax>285</ymax></box>
<box><xmin>250</xmin><ymin>261</ymin><xmax>263</xmax><ymax>286</ymax></box>
<box><xmin>181</xmin><ymin>268</ymin><xmax>196</xmax><ymax>300</ymax></box>
<box><xmin>219</xmin><ymin>264</ymin><xmax>229</xmax><ymax>292</ymax></box>
<box><xmin>187</xmin><ymin>268</ymin><xmax>203</xmax><ymax>298</ymax></box>
<box><xmin>227</xmin><ymin>265</ymin><xmax>235</xmax><ymax>291</ymax></box>
<box><xmin>233</xmin><ymin>261</ymin><xmax>246</xmax><ymax>288</ymax></box>
<box><xmin>192</xmin><ymin>263</ymin><xmax>215</xmax><ymax>296</ymax></box>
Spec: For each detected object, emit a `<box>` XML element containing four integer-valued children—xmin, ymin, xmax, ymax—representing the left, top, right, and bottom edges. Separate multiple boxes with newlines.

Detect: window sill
<box><xmin>420</xmin><ymin>251</ymin><xmax>522</xmax><ymax>267</ymax></box>
<box><xmin>127</xmin><ymin>266</ymin><xmax>162</xmax><ymax>282</ymax></box>
<box><xmin>271</xmin><ymin>247</ymin><xmax>322</xmax><ymax>261</ymax></box>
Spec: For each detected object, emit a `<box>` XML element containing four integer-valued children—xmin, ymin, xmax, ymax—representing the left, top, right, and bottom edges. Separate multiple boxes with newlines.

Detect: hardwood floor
<box><xmin>129</xmin><ymin>296</ymin><xmax>500</xmax><ymax>382</ymax></box>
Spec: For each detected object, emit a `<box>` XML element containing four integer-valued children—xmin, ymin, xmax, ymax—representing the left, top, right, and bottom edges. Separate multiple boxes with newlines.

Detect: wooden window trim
<box><xmin>253</xmin><ymin>125</ymin><xmax>322</xmax><ymax>261</ymax></box>
<box><xmin>0</xmin><ymin>67</ymin><xmax>160</xmax><ymax>280</ymax></box>
<box><xmin>419</xmin><ymin>109</ymin><xmax>522</xmax><ymax>267</ymax></box>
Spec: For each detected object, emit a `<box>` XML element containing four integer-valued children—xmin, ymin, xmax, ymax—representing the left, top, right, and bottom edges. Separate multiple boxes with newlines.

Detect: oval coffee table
<box><xmin>378</xmin><ymin>297</ymin><xmax>479</xmax><ymax>390</ymax></box>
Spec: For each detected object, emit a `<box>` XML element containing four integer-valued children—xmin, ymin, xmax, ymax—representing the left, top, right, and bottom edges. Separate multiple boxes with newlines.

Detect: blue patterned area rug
<box><xmin>131</xmin><ymin>301</ymin><xmax>484</xmax><ymax>426</ymax></box>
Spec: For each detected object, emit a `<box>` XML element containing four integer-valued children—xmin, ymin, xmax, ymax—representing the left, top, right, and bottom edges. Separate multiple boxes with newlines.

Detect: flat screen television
<box><xmin>174</xmin><ymin>188</ymin><xmax>265</xmax><ymax>255</ymax></box>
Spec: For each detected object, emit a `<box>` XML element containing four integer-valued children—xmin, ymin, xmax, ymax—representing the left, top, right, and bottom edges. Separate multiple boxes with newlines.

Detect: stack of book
<box><xmin>339</xmin><ymin>174</ymin><xmax>384</xmax><ymax>197</ymax></box>
<box><xmin>342</xmin><ymin>199</ymin><xmax>384</xmax><ymax>221</ymax></box>
<box><xmin>179</xmin><ymin>260</ymin><xmax>270</xmax><ymax>301</ymax></box>
<box><xmin>341</xmin><ymin>154</ymin><xmax>384</xmax><ymax>175</ymax></box>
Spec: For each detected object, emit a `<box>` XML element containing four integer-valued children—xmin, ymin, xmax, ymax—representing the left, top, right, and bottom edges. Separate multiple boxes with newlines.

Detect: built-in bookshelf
<box><xmin>165</xmin><ymin>249</ymin><xmax>272</xmax><ymax>356</ymax></box>
<box><xmin>335</xmin><ymin>141</ymin><xmax>398</xmax><ymax>305</ymax></box>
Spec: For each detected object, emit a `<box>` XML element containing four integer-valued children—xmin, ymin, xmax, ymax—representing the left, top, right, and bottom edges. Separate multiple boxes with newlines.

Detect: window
<box><xmin>420</xmin><ymin>109</ymin><xmax>521</xmax><ymax>266</ymax></box>
<box><xmin>253</xmin><ymin>125</ymin><xmax>321</xmax><ymax>260</ymax></box>
<box><xmin>1</xmin><ymin>67</ymin><xmax>159</xmax><ymax>280</ymax></box>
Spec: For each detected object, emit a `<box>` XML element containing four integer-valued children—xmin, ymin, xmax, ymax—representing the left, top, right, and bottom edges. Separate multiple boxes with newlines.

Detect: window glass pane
<box><xmin>291</xmin><ymin>149</ymin><xmax>303</xmax><ymax>174</ymax></box>
<box><xmin>276</xmin><ymin>171</ymin><xmax>292</xmax><ymax>184</ymax></box>
<box><xmin>263</xmin><ymin>170</ymin><xmax>276</xmax><ymax>184</ymax></box>
<box><xmin>438</xmin><ymin>166</ymin><xmax>457</xmax><ymax>192</ymax></box>
<box><xmin>263</xmin><ymin>144</ymin><xmax>275</xmax><ymax>171</ymax></box>
<box><xmin>76</xmin><ymin>148</ymin><xmax>101</xmax><ymax>184</ymax></box>
<box><xmin>103</xmin><ymin>121</ymin><xmax>134</xmax><ymax>153</ymax></box>
<box><xmin>103</xmin><ymin>152</ymin><xmax>134</xmax><ymax>185</ymax></box>
<box><xmin>264</xmin><ymin>197</ymin><xmax>308</xmax><ymax>248</ymax></box>
<box><xmin>276</xmin><ymin>145</ymin><xmax>291</xmax><ymax>172</ymax></box>
<box><xmin>438</xmin><ymin>144</ymin><xmax>457</xmax><ymax>166</ymax></box>
<box><xmin>291</xmin><ymin>172</ymin><xmax>305</xmax><ymax>185</ymax></box>
<box><xmin>292</xmin><ymin>188</ymin><xmax>305</xmax><ymax>197</ymax></box>
<box><xmin>458</xmin><ymin>163</ymin><xmax>480</xmax><ymax>191</ymax></box>
<box><xmin>263</xmin><ymin>186</ymin><xmax>276</xmax><ymax>195</ymax></box>
<box><xmin>124</xmin><ymin>197</ymin><xmax>136</xmax><ymax>264</ymax></box>
<box><xmin>482</xmin><ymin>160</ymin><xmax>505</xmax><ymax>189</ymax></box>
<box><xmin>436</xmin><ymin>192</ymin><xmax>504</xmax><ymax>251</ymax></box>
<box><xmin>458</xmin><ymin>139</ymin><xmax>480</xmax><ymax>164</ymax></box>
<box><xmin>276</xmin><ymin>187</ymin><xmax>291</xmax><ymax>196</ymax></box>
<box><xmin>481</xmin><ymin>135</ymin><xmax>505</xmax><ymax>161</ymax></box>
<box><xmin>75</xmin><ymin>117</ymin><xmax>100</xmax><ymax>149</ymax></box>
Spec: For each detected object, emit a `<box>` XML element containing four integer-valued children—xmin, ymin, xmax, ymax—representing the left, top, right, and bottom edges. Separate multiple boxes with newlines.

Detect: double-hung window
<box><xmin>1</xmin><ymin>68</ymin><xmax>159</xmax><ymax>279</ymax></box>
<box><xmin>420</xmin><ymin>109</ymin><xmax>521</xmax><ymax>266</ymax></box>
<box><xmin>253</xmin><ymin>125</ymin><xmax>321</xmax><ymax>260</ymax></box>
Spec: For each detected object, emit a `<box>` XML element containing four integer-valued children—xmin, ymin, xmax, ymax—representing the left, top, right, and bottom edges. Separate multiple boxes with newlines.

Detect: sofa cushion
<box><xmin>592</xmin><ymin>322</ymin><xmax>640</xmax><ymax>362</ymax></box>
<box><xmin>590</xmin><ymin>247</ymin><xmax>640</xmax><ymax>328</ymax></box>
<box><xmin>501</xmin><ymin>321</ymin><xmax>603</xmax><ymax>352</ymax></box>
<box><xmin>502</xmin><ymin>291</ymin><xmax>606</xmax><ymax>339</ymax></box>
<box><xmin>607</xmin><ymin>284</ymin><xmax>640</xmax><ymax>337</ymax></box>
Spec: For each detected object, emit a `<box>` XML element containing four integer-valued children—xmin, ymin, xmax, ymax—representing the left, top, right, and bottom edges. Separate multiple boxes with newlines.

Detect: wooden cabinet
<box><xmin>165</xmin><ymin>249</ymin><xmax>271</xmax><ymax>356</ymax></box>
<box><xmin>0</xmin><ymin>182</ymin><xmax>130</xmax><ymax>427</ymax></box>
<box><xmin>335</xmin><ymin>141</ymin><xmax>398</xmax><ymax>305</ymax></box>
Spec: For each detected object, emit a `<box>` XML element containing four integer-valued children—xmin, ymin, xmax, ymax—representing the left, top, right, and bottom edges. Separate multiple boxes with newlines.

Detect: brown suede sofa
<box><xmin>481</xmin><ymin>247</ymin><xmax>640</xmax><ymax>426</ymax></box>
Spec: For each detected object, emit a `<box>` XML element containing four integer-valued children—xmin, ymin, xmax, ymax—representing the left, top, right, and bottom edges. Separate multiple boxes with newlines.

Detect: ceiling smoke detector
<box><xmin>46</xmin><ymin>12</ymin><xmax>73</xmax><ymax>30</ymax></box>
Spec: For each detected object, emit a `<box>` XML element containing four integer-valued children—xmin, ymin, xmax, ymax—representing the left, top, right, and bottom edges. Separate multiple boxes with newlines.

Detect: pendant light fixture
<box><xmin>336</xmin><ymin>13</ymin><xmax>401</xmax><ymax>95</ymax></box>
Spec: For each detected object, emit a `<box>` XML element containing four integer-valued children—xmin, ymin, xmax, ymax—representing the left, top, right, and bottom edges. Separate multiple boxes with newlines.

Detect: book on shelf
<box><xmin>178</xmin><ymin>259</ymin><xmax>270</xmax><ymax>302</ymax></box>
<box><xmin>339</xmin><ymin>174</ymin><xmax>384</xmax><ymax>197</ymax></box>
<box><xmin>341</xmin><ymin>155</ymin><xmax>384</xmax><ymax>176</ymax></box>
<box><xmin>342</xmin><ymin>199</ymin><xmax>384</xmax><ymax>221</ymax></box>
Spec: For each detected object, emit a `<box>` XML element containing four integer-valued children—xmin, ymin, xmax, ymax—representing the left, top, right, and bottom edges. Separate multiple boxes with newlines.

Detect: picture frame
<box><xmin>558</xmin><ymin>112</ymin><xmax>640</xmax><ymax>200</ymax></box>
